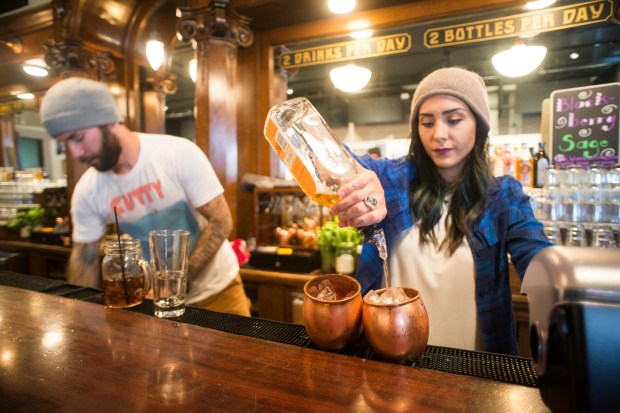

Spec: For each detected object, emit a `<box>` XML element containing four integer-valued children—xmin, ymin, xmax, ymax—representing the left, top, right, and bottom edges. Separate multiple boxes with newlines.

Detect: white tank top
<box><xmin>388</xmin><ymin>202</ymin><xmax>484</xmax><ymax>351</ymax></box>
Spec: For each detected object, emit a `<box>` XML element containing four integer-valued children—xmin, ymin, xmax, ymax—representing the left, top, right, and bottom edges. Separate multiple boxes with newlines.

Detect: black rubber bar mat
<box><xmin>0</xmin><ymin>271</ymin><xmax>66</xmax><ymax>292</ymax></box>
<box><xmin>1</xmin><ymin>272</ymin><xmax>538</xmax><ymax>388</ymax></box>
<box><xmin>83</xmin><ymin>294</ymin><xmax>539</xmax><ymax>388</ymax></box>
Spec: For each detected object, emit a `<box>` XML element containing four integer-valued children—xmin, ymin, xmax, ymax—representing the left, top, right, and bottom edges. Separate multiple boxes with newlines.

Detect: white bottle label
<box><xmin>335</xmin><ymin>253</ymin><xmax>355</xmax><ymax>274</ymax></box>
<box><xmin>536</xmin><ymin>159</ymin><xmax>549</xmax><ymax>187</ymax></box>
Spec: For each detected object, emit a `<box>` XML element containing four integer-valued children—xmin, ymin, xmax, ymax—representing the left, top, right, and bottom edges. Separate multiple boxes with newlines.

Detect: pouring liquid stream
<box><xmin>365</xmin><ymin>228</ymin><xmax>390</xmax><ymax>289</ymax></box>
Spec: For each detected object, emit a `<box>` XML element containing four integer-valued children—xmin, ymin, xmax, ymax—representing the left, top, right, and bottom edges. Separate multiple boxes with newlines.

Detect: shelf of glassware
<box><xmin>0</xmin><ymin>181</ymin><xmax>42</xmax><ymax>225</ymax></box>
<box><xmin>525</xmin><ymin>165</ymin><xmax>620</xmax><ymax>248</ymax></box>
<box><xmin>0</xmin><ymin>179</ymin><xmax>67</xmax><ymax>226</ymax></box>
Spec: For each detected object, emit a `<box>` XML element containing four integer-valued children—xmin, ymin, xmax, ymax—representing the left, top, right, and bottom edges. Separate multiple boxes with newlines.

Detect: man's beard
<box><xmin>86</xmin><ymin>126</ymin><xmax>122</xmax><ymax>172</ymax></box>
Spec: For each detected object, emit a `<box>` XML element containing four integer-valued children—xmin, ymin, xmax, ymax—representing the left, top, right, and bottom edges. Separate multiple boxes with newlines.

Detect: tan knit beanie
<box><xmin>409</xmin><ymin>67</ymin><xmax>490</xmax><ymax>134</ymax></box>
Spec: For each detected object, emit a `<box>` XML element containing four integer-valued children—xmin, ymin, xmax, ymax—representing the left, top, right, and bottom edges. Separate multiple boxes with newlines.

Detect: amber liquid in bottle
<box><xmin>265</xmin><ymin>117</ymin><xmax>322</xmax><ymax>204</ymax></box>
<box><xmin>264</xmin><ymin>103</ymin><xmax>352</xmax><ymax>207</ymax></box>
<box><xmin>265</xmin><ymin>98</ymin><xmax>389</xmax><ymax>288</ymax></box>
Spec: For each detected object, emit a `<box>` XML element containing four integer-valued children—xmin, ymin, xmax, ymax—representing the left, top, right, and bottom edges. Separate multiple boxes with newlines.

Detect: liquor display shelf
<box><xmin>0</xmin><ymin>270</ymin><xmax>539</xmax><ymax>389</ymax></box>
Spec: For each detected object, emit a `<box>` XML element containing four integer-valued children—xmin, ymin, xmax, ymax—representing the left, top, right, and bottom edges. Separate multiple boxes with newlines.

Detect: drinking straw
<box><xmin>114</xmin><ymin>206</ymin><xmax>130</xmax><ymax>305</ymax></box>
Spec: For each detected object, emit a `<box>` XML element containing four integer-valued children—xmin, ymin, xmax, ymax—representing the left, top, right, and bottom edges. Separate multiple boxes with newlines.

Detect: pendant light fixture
<box><xmin>492</xmin><ymin>43</ymin><xmax>547</xmax><ymax>77</ymax></box>
<box><xmin>22</xmin><ymin>59</ymin><xmax>49</xmax><ymax>77</ymax></box>
<box><xmin>328</xmin><ymin>0</ymin><xmax>356</xmax><ymax>14</ymax></box>
<box><xmin>146</xmin><ymin>33</ymin><xmax>165</xmax><ymax>72</ymax></box>
<box><xmin>330</xmin><ymin>64</ymin><xmax>372</xmax><ymax>93</ymax></box>
<box><xmin>525</xmin><ymin>0</ymin><xmax>556</xmax><ymax>10</ymax></box>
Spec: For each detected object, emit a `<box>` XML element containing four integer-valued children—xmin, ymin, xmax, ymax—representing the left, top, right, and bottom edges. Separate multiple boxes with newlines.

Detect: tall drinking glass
<box><xmin>149</xmin><ymin>230</ymin><xmax>190</xmax><ymax>318</ymax></box>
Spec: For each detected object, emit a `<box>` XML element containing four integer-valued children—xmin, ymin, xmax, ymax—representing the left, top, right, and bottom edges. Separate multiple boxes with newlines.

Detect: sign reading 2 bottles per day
<box><xmin>550</xmin><ymin>83</ymin><xmax>619</xmax><ymax>168</ymax></box>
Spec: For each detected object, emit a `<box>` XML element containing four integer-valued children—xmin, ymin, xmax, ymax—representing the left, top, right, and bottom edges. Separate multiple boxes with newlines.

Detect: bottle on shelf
<box><xmin>517</xmin><ymin>143</ymin><xmax>533</xmax><ymax>188</ymax></box>
<box><xmin>533</xmin><ymin>142</ymin><xmax>550</xmax><ymax>188</ymax></box>
<box><xmin>506</xmin><ymin>145</ymin><xmax>518</xmax><ymax>178</ymax></box>
<box><xmin>515</xmin><ymin>147</ymin><xmax>522</xmax><ymax>183</ymax></box>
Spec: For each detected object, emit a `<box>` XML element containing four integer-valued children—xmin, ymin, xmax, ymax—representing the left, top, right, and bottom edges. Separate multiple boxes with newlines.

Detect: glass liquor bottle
<box><xmin>517</xmin><ymin>143</ymin><xmax>533</xmax><ymax>188</ymax></box>
<box><xmin>264</xmin><ymin>97</ymin><xmax>388</xmax><ymax>284</ymax></box>
<box><xmin>264</xmin><ymin>97</ymin><xmax>359</xmax><ymax>208</ymax></box>
<box><xmin>263</xmin><ymin>97</ymin><xmax>383</xmax><ymax>244</ymax></box>
<box><xmin>533</xmin><ymin>141</ymin><xmax>550</xmax><ymax>188</ymax></box>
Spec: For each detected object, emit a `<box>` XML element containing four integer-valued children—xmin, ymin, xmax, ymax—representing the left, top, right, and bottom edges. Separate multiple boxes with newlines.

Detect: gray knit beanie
<box><xmin>409</xmin><ymin>67</ymin><xmax>490</xmax><ymax>134</ymax></box>
<box><xmin>40</xmin><ymin>77</ymin><xmax>121</xmax><ymax>137</ymax></box>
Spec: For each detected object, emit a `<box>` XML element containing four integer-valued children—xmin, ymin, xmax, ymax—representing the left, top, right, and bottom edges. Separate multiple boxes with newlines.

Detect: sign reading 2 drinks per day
<box><xmin>550</xmin><ymin>83</ymin><xmax>619</xmax><ymax>168</ymax></box>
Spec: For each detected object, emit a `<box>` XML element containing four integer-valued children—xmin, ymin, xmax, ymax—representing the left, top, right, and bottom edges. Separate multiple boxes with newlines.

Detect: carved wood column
<box><xmin>177</xmin><ymin>1</ymin><xmax>253</xmax><ymax>238</ymax></box>
<box><xmin>142</xmin><ymin>73</ymin><xmax>177</xmax><ymax>134</ymax></box>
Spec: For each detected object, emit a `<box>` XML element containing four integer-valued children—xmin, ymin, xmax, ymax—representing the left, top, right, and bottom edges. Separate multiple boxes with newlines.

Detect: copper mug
<box><xmin>362</xmin><ymin>287</ymin><xmax>429</xmax><ymax>363</ymax></box>
<box><xmin>302</xmin><ymin>274</ymin><xmax>363</xmax><ymax>352</ymax></box>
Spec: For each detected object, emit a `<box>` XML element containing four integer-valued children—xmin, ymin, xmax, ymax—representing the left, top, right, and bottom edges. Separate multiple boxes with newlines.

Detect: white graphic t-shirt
<box><xmin>71</xmin><ymin>133</ymin><xmax>238</xmax><ymax>303</ymax></box>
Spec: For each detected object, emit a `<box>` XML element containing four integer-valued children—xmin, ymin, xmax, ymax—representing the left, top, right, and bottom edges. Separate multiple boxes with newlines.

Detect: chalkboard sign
<box><xmin>550</xmin><ymin>82</ymin><xmax>619</xmax><ymax>168</ymax></box>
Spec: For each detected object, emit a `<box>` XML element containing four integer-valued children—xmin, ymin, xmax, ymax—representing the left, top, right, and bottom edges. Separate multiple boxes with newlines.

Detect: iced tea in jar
<box><xmin>101</xmin><ymin>238</ymin><xmax>152</xmax><ymax>308</ymax></box>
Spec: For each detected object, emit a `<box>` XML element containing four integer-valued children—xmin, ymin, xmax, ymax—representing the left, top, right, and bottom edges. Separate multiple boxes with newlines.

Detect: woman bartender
<box><xmin>331</xmin><ymin>67</ymin><xmax>552</xmax><ymax>355</ymax></box>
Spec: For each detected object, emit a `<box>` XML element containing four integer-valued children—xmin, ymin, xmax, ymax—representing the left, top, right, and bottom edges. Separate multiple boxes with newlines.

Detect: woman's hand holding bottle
<box><xmin>330</xmin><ymin>169</ymin><xmax>387</xmax><ymax>229</ymax></box>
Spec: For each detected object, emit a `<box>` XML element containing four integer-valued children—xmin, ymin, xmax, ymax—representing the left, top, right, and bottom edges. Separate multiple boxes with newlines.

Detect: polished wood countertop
<box><xmin>240</xmin><ymin>266</ymin><xmax>316</xmax><ymax>285</ymax></box>
<box><xmin>0</xmin><ymin>238</ymin><xmax>72</xmax><ymax>254</ymax></box>
<box><xmin>0</xmin><ymin>284</ymin><xmax>548</xmax><ymax>412</ymax></box>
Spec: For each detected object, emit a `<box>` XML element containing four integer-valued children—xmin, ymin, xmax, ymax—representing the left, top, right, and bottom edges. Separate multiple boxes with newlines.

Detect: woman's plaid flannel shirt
<box><xmin>354</xmin><ymin>155</ymin><xmax>552</xmax><ymax>355</ymax></box>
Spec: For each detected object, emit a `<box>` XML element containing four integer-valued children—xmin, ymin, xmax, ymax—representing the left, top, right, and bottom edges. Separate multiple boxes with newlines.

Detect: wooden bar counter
<box><xmin>0</xmin><ymin>282</ymin><xmax>549</xmax><ymax>412</ymax></box>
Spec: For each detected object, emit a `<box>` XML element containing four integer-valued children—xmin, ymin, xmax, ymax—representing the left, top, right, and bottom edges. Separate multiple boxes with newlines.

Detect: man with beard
<box><xmin>40</xmin><ymin>77</ymin><xmax>251</xmax><ymax>316</ymax></box>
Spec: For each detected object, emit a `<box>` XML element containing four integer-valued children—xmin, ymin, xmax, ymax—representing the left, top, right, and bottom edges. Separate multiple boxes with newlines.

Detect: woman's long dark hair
<box><xmin>408</xmin><ymin>114</ymin><xmax>491</xmax><ymax>255</ymax></box>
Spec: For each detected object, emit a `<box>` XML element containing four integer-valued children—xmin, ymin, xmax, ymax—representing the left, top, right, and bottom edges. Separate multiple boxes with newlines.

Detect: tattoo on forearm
<box><xmin>189</xmin><ymin>196</ymin><xmax>232</xmax><ymax>279</ymax></box>
<box><xmin>67</xmin><ymin>241</ymin><xmax>101</xmax><ymax>287</ymax></box>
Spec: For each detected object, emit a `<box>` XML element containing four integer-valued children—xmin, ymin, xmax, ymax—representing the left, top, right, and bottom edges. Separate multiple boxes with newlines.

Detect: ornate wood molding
<box><xmin>44</xmin><ymin>38</ymin><xmax>115</xmax><ymax>80</ymax></box>
<box><xmin>143</xmin><ymin>72</ymin><xmax>178</xmax><ymax>95</ymax></box>
<box><xmin>177</xmin><ymin>1</ymin><xmax>253</xmax><ymax>48</ymax></box>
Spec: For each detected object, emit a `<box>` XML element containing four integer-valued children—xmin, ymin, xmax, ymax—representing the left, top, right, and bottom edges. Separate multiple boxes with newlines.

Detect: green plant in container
<box><xmin>7</xmin><ymin>208</ymin><xmax>46</xmax><ymax>237</ymax></box>
<box><xmin>317</xmin><ymin>217</ymin><xmax>363</xmax><ymax>274</ymax></box>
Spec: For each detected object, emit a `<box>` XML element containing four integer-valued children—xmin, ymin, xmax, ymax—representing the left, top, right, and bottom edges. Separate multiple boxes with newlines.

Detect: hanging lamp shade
<box><xmin>22</xmin><ymin>58</ymin><xmax>48</xmax><ymax>77</ymax></box>
<box><xmin>492</xmin><ymin>44</ymin><xmax>547</xmax><ymax>77</ymax></box>
<box><xmin>330</xmin><ymin>64</ymin><xmax>372</xmax><ymax>93</ymax></box>
<box><xmin>146</xmin><ymin>35</ymin><xmax>165</xmax><ymax>71</ymax></box>
<box><xmin>328</xmin><ymin>0</ymin><xmax>356</xmax><ymax>14</ymax></box>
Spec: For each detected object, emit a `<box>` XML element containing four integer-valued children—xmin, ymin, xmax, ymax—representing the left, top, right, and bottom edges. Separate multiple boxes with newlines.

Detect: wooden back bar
<box><xmin>0</xmin><ymin>285</ymin><xmax>548</xmax><ymax>412</ymax></box>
